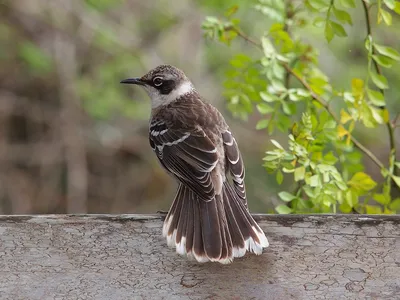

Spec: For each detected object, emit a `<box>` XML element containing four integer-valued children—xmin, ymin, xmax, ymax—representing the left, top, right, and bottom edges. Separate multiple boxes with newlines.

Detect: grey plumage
<box><xmin>121</xmin><ymin>65</ymin><xmax>269</xmax><ymax>264</ymax></box>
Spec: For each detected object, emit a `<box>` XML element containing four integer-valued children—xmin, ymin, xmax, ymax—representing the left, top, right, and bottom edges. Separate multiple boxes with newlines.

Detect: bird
<box><xmin>121</xmin><ymin>65</ymin><xmax>269</xmax><ymax>264</ymax></box>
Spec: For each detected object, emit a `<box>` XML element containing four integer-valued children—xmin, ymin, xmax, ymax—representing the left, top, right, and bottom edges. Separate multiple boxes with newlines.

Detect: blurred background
<box><xmin>1</xmin><ymin>0</ymin><xmax>399</xmax><ymax>214</ymax></box>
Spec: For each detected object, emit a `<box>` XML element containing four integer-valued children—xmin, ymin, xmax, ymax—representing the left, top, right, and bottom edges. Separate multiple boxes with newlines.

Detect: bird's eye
<box><xmin>153</xmin><ymin>77</ymin><xmax>163</xmax><ymax>87</ymax></box>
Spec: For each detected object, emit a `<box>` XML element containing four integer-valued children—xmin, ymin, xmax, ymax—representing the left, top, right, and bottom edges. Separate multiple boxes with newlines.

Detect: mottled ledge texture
<box><xmin>0</xmin><ymin>214</ymin><xmax>399</xmax><ymax>300</ymax></box>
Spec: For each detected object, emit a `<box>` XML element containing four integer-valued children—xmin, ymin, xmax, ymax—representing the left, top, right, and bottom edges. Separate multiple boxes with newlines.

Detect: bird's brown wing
<box><xmin>222</xmin><ymin>130</ymin><xmax>247</xmax><ymax>207</ymax></box>
<box><xmin>149</xmin><ymin>119</ymin><xmax>218</xmax><ymax>201</ymax></box>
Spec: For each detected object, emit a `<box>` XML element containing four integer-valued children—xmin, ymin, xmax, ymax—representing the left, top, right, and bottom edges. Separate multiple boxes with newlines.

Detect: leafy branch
<box><xmin>361</xmin><ymin>0</ymin><xmax>398</xmax><ymax>184</ymax></box>
<box><xmin>229</xmin><ymin>25</ymin><xmax>386</xmax><ymax>171</ymax></box>
<box><xmin>202</xmin><ymin>0</ymin><xmax>400</xmax><ymax>214</ymax></box>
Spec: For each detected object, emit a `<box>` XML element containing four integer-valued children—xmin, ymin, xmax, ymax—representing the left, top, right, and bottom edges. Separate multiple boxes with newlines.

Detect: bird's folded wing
<box><xmin>222</xmin><ymin>130</ymin><xmax>247</xmax><ymax>207</ymax></box>
<box><xmin>149</xmin><ymin>119</ymin><xmax>218</xmax><ymax>201</ymax></box>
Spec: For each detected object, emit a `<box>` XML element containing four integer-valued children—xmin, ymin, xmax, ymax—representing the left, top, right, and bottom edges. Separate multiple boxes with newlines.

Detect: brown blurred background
<box><xmin>1</xmin><ymin>0</ymin><xmax>399</xmax><ymax>215</ymax></box>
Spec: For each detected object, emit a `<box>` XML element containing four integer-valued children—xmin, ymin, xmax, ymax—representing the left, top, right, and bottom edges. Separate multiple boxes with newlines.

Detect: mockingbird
<box><xmin>121</xmin><ymin>65</ymin><xmax>269</xmax><ymax>264</ymax></box>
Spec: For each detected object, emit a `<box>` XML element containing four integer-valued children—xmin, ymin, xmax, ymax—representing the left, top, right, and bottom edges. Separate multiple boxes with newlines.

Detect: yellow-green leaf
<box><xmin>392</xmin><ymin>175</ymin><xmax>400</xmax><ymax>188</ymax></box>
<box><xmin>275</xmin><ymin>204</ymin><xmax>292</xmax><ymax>214</ymax></box>
<box><xmin>383</xmin><ymin>0</ymin><xmax>395</xmax><ymax>9</ymax></box>
<box><xmin>366</xmin><ymin>88</ymin><xmax>385</xmax><ymax>106</ymax></box>
<box><xmin>261</xmin><ymin>37</ymin><xmax>275</xmax><ymax>57</ymax></box>
<box><xmin>345</xmin><ymin>189</ymin><xmax>358</xmax><ymax>207</ymax></box>
<box><xmin>372</xmin><ymin>55</ymin><xmax>394</xmax><ymax>68</ymax></box>
<box><xmin>383</xmin><ymin>109</ymin><xmax>390</xmax><ymax>123</ymax></box>
<box><xmin>351</xmin><ymin>78</ymin><xmax>364</xmax><ymax>98</ymax></box>
<box><xmin>256</xmin><ymin>119</ymin><xmax>270</xmax><ymax>130</ymax></box>
<box><xmin>373</xmin><ymin>193</ymin><xmax>390</xmax><ymax>205</ymax></box>
<box><xmin>341</xmin><ymin>0</ymin><xmax>356</xmax><ymax>8</ymax></box>
<box><xmin>340</xmin><ymin>109</ymin><xmax>353</xmax><ymax>124</ymax></box>
<box><xmin>365</xmin><ymin>205</ymin><xmax>382</xmax><ymax>214</ymax></box>
<box><xmin>313</xmin><ymin>16</ymin><xmax>325</xmax><ymax>28</ymax></box>
<box><xmin>271</xmin><ymin>139</ymin><xmax>284</xmax><ymax>150</ymax></box>
<box><xmin>276</xmin><ymin>169</ymin><xmax>284</xmax><ymax>184</ymax></box>
<box><xmin>380</xmin><ymin>9</ymin><xmax>392</xmax><ymax>25</ymax></box>
<box><xmin>339</xmin><ymin>202</ymin><xmax>352</xmax><ymax>213</ymax></box>
<box><xmin>389</xmin><ymin>197</ymin><xmax>400</xmax><ymax>211</ymax></box>
<box><xmin>395</xmin><ymin>1</ymin><xmax>400</xmax><ymax>14</ymax></box>
<box><xmin>294</xmin><ymin>166</ymin><xmax>305</xmax><ymax>181</ymax></box>
<box><xmin>257</xmin><ymin>103</ymin><xmax>274</xmax><ymax>114</ymax></box>
<box><xmin>324</xmin><ymin>20</ymin><xmax>334</xmax><ymax>43</ymax></box>
<box><xmin>369</xmin><ymin>71</ymin><xmax>389</xmax><ymax>89</ymax></box>
<box><xmin>370</xmin><ymin>107</ymin><xmax>384</xmax><ymax>124</ymax></box>
<box><xmin>278</xmin><ymin>191</ymin><xmax>297</xmax><ymax>202</ymax></box>
<box><xmin>333</xmin><ymin>7</ymin><xmax>352</xmax><ymax>24</ymax></box>
<box><xmin>330</xmin><ymin>21</ymin><xmax>347</xmax><ymax>37</ymax></box>
<box><xmin>374</xmin><ymin>44</ymin><xmax>400</xmax><ymax>61</ymax></box>
<box><xmin>338</xmin><ymin>124</ymin><xmax>348</xmax><ymax>138</ymax></box>
<box><xmin>348</xmin><ymin>172</ymin><xmax>377</xmax><ymax>193</ymax></box>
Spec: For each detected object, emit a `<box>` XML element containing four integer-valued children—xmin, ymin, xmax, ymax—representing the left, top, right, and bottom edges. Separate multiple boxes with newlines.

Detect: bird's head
<box><xmin>120</xmin><ymin>65</ymin><xmax>195</xmax><ymax>109</ymax></box>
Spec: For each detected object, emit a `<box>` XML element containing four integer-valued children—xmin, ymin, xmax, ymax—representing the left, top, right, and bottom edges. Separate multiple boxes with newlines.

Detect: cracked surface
<box><xmin>0</xmin><ymin>214</ymin><xmax>398</xmax><ymax>300</ymax></box>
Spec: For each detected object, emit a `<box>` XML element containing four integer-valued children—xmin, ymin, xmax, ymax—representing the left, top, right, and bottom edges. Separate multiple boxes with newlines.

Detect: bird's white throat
<box><xmin>146</xmin><ymin>81</ymin><xmax>194</xmax><ymax>109</ymax></box>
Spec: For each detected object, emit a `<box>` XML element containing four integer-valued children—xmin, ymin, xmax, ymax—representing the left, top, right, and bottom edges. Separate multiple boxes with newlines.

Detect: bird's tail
<box><xmin>162</xmin><ymin>182</ymin><xmax>269</xmax><ymax>264</ymax></box>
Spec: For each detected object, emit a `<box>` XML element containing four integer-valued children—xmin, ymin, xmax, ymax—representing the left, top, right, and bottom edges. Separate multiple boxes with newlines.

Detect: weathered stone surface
<box><xmin>0</xmin><ymin>214</ymin><xmax>398</xmax><ymax>299</ymax></box>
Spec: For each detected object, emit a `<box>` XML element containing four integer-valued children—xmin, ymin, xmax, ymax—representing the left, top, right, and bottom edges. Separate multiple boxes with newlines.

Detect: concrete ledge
<box><xmin>0</xmin><ymin>214</ymin><xmax>399</xmax><ymax>299</ymax></box>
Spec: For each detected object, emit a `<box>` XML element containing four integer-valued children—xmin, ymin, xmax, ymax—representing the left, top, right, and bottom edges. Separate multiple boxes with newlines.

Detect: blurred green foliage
<box><xmin>203</xmin><ymin>0</ymin><xmax>400</xmax><ymax>214</ymax></box>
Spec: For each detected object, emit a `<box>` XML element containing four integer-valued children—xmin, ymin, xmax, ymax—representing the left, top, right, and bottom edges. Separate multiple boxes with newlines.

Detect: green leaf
<box><xmin>345</xmin><ymin>189</ymin><xmax>358</xmax><ymax>207</ymax></box>
<box><xmin>348</xmin><ymin>172</ymin><xmax>377</xmax><ymax>193</ymax></box>
<box><xmin>389</xmin><ymin>198</ymin><xmax>400</xmax><ymax>211</ymax></box>
<box><xmin>278</xmin><ymin>191</ymin><xmax>297</xmax><ymax>202</ymax></box>
<box><xmin>370</xmin><ymin>106</ymin><xmax>385</xmax><ymax>124</ymax></box>
<box><xmin>324</xmin><ymin>21</ymin><xmax>334</xmax><ymax>43</ymax></box>
<box><xmin>380</xmin><ymin>9</ymin><xmax>392</xmax><ymax>25</ymax></box>
<box><xmin>340</xmin><ymin>0</ymin><xmax>356</xmax><ymax>8</ymax></box>
<box><xmin>383</xmin><ymin>0</ymin><xmax>395</xmax><ymax>9</ymax></box>
<box><xmin>257</xmin><ymin>103</ymin><xmax>274</xmax><ymax>114</ymax></box>
<box><xmin>282</xmin><ymin>102</ymin><xmax>296</xmax><ymax>115</ymax></box>
<box><xmin>294</xmin><ymin>166</ymin><xmax>306</xmax><ymax>181</ymax></box>
<box><xmin>313</xmin><ymin>16</ymin><xmax>326</xmax><ymax>28</ymax></box>
<box><xmin>373</xmin><ymin>193</ymin><xmax>390</xmax><ymax>205</ymax></box>
<box><xmin>366</xmin><ymin>88</ymin><xmax>385</xmax><ymax>106</ymax></box>
<box><xmin>372</xmin><ymin>55</ymin><xmax>394</xmax><ymax>68</ymax></box>
<box><xmin>230</xmin><ymin>54</ymin><xmax>252</xmax><ymax>68</ymax></box>
<box><xmin>261</xmin><ymin>37</ymin><xmax>275</xmax><ymax>57</ymax></box>
<box><xmin>307</xmin><ymin>0</ymin><xmax>330</xmax><ymax>10</ymax></box>
<box><xmin>374</xmin><ymin>44</ymin><xmax>400</xmax><ymax>61</ymax></box>
<box><xmin>275</xmin><ymin>204</ymin><xmax>292</xmax><ymax>214</ymax></box>
<box><xmin>330</xmin><ymin>21</ymin><xmax>347</xmax><ymax>37</ymax></box>
<box><xmin>256</xmin><ymin>119</ymin><xmax>270</xmax><ymax>130</ymax></box>
<box><xmin>340</xmin><ymin>109</ymin><xmax>353</xmax><ymax>124</ymax></box>
<box><xmin>339</xmin><ymin>202</ymin><xmax>352</xmax><ymax>213</ymax></box>
<box><xmin>323</xmin><ymin>152</ymin><xmax>339</xmax><ymax>165</ymax></box>
<box><xmin>365</xmin><ymin>205</ymin><xmax>382</xmax><ymax>214</ymax></box>
<box><xmin>309</xmin><ymin>175</ymin><xmax>321</xmax><ymax>187</ymax></box>
<box><xmin>333</xmin><ymin>7</ymin><xmax>352</xmax><ymax>25</ymax></box>
<box><xmin>395</xmin><ymin>1</ymin><xmax>400</xmax><ymax>14</ymax></box>
<box><xmin>260</xmin><ymin>91</ymin><xmax>278</xmax><ymax>102</ymax></box>
<box><xmin>276</xmin><ymin>170</ymin><xmax>284</xmax><ymax>184</ymax></box>
<box><xmin>271</xmin><ymin>139</ymin><xmax>284</xmax><ymax>150</ymax></box>
<box><xmin>392</xmin><ymin>175</ymin><xmax>400</xmax><ymax>188</ymax></box>
<box><xmin>369</xmin><ymin>71</ymin><xmax>389</xmax><ymax>89</ymax></box>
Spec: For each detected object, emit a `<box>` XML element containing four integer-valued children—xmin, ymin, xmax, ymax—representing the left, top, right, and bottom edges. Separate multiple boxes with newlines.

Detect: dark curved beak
<box><xmin>120</xmin><ymin>77</ymin><xmax>145</xmax><ymax>85</ymax></box>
